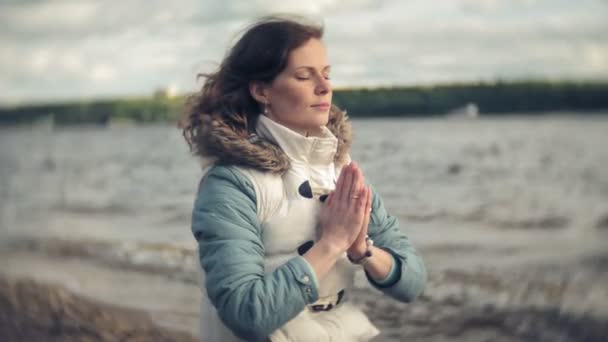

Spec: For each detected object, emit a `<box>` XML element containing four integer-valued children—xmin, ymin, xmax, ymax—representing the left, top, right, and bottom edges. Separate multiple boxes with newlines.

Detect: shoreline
<box><xmin>2</xmin><ymin>247</ymin><xmax>607</xmax><ymax>342</ymax></box>
<box><xmin>0</xmin><ymin>276</ymin><xmax>197</xmax><ymax>342</ymax></box>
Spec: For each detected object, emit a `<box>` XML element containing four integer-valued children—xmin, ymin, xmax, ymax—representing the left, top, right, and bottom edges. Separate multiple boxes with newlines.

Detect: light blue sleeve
<box><xmin>367</xmin><ymin>253</ymin><xmax>400</xmax><ymax>286</ymax></box>
<box><xmin>192</xmin><ymin>166</ymin><xmax>320</xmax><ymax>341</ymax></box>
<box><xmin>364</xmin><ymin>185</ymin><xmax>427</xmax><ymax>302</ymax></box>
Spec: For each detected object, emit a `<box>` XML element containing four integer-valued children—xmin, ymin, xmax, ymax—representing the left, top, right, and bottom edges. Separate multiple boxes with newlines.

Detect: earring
<box><xmin>263</xmin><ymin>102</ymin><xmax>270</xmax><ymax>115</ymax></box>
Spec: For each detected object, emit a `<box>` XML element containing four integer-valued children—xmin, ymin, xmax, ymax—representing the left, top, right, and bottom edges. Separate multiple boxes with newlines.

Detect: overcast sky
<box><xmin>1</xmin><ymin>0</ymin><xmax>607</xmax><ymax>105</ymax></box>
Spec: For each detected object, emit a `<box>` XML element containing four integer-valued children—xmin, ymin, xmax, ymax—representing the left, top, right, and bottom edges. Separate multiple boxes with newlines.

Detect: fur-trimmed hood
<box><xmin>195</xmin><ymin>105</ymin><xmax>352</xmax><ymax>174</ymax></box>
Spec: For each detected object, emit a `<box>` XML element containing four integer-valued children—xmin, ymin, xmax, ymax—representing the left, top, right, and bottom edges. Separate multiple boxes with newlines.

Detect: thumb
<box><xmin>326</xmin><ymin>191</ymin><xmax>334</xmax><ymax>205</ymax></box>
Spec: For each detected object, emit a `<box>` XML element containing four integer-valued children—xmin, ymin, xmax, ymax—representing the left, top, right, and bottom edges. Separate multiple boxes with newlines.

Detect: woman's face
<box><xmin>261</xmin><ymin>38</ymin><xmax>332</xmax><ymax>136</ymax></box>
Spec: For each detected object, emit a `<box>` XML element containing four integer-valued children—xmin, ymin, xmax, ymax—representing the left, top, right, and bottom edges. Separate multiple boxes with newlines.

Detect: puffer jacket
<box><xmin>191</xmin><ymin>107</ymin><xmax>427</xmax><ymax>341</ymax></box>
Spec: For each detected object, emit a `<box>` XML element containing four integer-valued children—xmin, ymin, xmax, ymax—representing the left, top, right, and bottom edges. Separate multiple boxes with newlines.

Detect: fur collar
<box><xmin>195</xmin><ymin>105</ymin><xmax>352</xmax><ymax>174</ymax></box>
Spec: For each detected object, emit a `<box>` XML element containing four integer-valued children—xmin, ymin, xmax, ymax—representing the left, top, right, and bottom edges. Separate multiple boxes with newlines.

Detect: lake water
<box><xmin>1</xmin><ymin>113</ymin><xmax>607</xmax><ymax>340</ymax></box>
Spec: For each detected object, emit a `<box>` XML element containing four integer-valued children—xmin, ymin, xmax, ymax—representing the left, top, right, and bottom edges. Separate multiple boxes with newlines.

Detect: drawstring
<box><xmin>248</xmin><ymin>133</ymin><xmax>260</xmax><ymax>144</ymax></box>
<box><xmin>247</xmin><ymin>113</ymin><xmax>261</xmax><ymax>144</ymax></box>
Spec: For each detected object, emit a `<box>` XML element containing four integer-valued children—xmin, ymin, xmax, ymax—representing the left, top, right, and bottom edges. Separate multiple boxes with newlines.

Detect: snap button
<box><xmin>305</xmin><ymin>288</ymin><xmax>312</xmax><ymax>293</ymax></box>
<box><xmin>301</xmin><ymin>275</ymin><xmax>310</xmax><ymax>284</ymax></box>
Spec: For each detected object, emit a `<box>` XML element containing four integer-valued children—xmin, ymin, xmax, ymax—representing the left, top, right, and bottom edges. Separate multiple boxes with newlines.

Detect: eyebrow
<box><xmin>295</xmin><ymin>65</ymin><xmax>331</xmax><ymax>72</ymax></box>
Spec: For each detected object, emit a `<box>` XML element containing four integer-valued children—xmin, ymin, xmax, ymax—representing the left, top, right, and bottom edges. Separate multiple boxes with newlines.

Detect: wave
<box><xmin>399</xmin><ymin>209</ymin><xmax>572</xmax><ymax>230</ymax></box>
<box><xmin>595</xmin><ymin>214</ymin><xmax>608</xmax><ymax>230</ymax></box>
<box><xmin>50</xmin><ymin>203</ymin><xmax>135</xmax><ymax>215</ymax></box>
<box><xmin>5</xmin><ymin>236</ymin><xmax>199</xmax><ymax>284</ymax></box>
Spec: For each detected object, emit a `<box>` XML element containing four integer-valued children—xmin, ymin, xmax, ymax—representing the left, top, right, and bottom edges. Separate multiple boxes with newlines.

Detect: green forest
<box><xmin>1</xmin><ymin>80</ymin><xmax>606</xmax><ymax>125</ymax></box>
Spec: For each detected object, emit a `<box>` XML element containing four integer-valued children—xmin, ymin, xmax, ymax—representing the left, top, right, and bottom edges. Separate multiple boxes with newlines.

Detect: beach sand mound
<box><xmin>0</xmin><ymin>277</ymin><xmax>196</xmax><ymax>342</ymax></box>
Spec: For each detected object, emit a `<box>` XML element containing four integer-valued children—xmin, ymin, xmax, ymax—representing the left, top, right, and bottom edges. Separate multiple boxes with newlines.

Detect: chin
<box><xmin>312</xmin><ymin>117</ymin><xmax>329</xmax><ymax>129</ymax></box>
<box><xmin>318</xmin><ymin>112</ymin><xmax>330</xmax><ymax>126</ymax></box>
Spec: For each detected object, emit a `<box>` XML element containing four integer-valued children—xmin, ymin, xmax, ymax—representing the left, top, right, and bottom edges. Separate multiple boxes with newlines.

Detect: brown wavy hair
<box><xmin>180</xmin><ymin>15</ymin><xmax>324</xmax><ymax>155</ymax></box>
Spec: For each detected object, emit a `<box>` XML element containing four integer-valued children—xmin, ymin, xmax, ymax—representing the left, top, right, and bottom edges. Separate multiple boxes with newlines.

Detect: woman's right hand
<box><xmin>319</xmin><ymin>162</ymin><xmax>370</xmax><ymax>252</ymax></box>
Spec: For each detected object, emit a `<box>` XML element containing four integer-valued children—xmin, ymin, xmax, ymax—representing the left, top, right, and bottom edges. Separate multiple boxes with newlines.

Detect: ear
<box><xmin>249</xmin><ymin>81</ymin><xmax>270</xmax><ymax>105</ymax></box>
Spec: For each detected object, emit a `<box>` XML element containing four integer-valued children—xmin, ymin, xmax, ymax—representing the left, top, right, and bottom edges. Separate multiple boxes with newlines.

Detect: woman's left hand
<box><xmin>347</xmin><ymin>185</ymin><xmax>372</xmax><ymax>258</ymax></box>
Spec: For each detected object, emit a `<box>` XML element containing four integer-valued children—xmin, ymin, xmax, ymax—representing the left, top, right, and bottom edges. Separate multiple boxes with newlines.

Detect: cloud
<box><xmin>91</xmin><ymin>64</ymin><xmax>118</xmax><ymax>82</ymax></box>
<box><xmin>325</xmin><ymin>0</ymin><xmax>608</xmax><ymax>86</ymax></box>
<box><xmin>0</xmin><ymin>0</ymin><xmax>607</xmax><ymax>104</ymax></box>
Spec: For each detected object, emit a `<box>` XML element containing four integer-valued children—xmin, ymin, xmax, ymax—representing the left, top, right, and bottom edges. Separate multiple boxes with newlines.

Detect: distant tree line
<box><xmin>332</xmin><ymin>80</ymin><xmax>608</xmax><ymax>117</ymax></box>
<box><xmin>0</xmin><ymin>96</ymin><xmax>184</xmax><ymax>125</ymax></box>
<box><xmin>1</xmin><ymin>80</ymin><xmax>606</xmax><ymax>125</ymax></box>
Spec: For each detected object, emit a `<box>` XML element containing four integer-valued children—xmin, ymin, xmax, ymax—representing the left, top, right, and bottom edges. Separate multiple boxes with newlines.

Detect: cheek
<box><xmin>275</xmin><ymin>84</ymin><xmax>309</xmax><ymax>108</ymax></box>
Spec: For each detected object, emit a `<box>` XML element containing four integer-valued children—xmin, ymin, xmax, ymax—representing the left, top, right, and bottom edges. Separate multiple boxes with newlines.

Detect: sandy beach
<box><xmin>1</xmin><ymin>219</ymin><xmax>607</xmax><ymax>341</ymax></box>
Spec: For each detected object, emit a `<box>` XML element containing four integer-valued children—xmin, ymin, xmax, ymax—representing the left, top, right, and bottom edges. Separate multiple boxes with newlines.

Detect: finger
<box><xmin>352</xmin><ymin>186</ymin><xmax>367</xmax><ymax>217</ymax></box>
<box><xmin>346</xmin><ymin>163</ymin><xmax>361</xmax><ymax>201</ymax></box>
<box><xmin>360</xmin><ymin>215</ymin><xmax>369</xmax><ymax>237</ymax></box>
<box><xmin>354</xmin><ymin>171</ymin><xmax>367</xmax><ymax>204</ymax></box>
<box><xmin>354</xmin><ymin>167</ymin><xmax>365</xmax><ymax>201</ymax></box>
<box><xmin>338</xmin><ymin>164</ymin><xmax>355</xmax><ymax>202</ymax></box>
<box><xmin>334</xmin><ymin>163</ymin><xmax>350</xmax><ymax>202</ymax></box>
<box><xmin>359</xmin><ymin>186</ymin><xmax>370</xmax><ymax>216</ymax></box>
<box><xmin>326</xmin><ymin>191</ymin><xmax>334</xmax><ymax>206</ymax></box>
<box><xmin>362</xmin><ymin>187</ymin><xmax>372</xmax><ymax>233</ymax></box>
<box><xmin>366</xmin><ymin>187</ymin><xmax>372</xmax><ymax>213</ymax></box>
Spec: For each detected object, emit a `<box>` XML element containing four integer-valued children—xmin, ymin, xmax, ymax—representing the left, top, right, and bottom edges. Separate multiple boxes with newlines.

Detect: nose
<box><xmin>314</xmin><ymin>75</ymin><xmax>331</xmax><ymax>95</ymax></box>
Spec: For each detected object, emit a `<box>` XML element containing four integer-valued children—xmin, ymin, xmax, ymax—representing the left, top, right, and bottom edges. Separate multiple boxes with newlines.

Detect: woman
<box><xmin>181</xmin><ymin>15</ymin><xmax>427</xmax><ymax>342</ymax></box>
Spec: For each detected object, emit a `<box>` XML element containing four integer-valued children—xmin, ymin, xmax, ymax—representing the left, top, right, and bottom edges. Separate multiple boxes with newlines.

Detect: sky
<box><xmin>1</xmin><ymin>0</ymin><xmax>607</xmax><ymax>105</ymax></box>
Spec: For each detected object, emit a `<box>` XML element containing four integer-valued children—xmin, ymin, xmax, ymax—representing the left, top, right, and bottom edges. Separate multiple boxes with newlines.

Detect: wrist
<box><xmin>347</xmin><ymin>243</ymin><xmax>368</xmax><ymax>259</ymax></box>
<box><xmin>317</xmin><ymin>238</ymin><xmax>347</xmax><ymax>258</ymax></box>
<box><xmin>347</xmin><ymin>236</ymin><xmax>374</xmax><ymax>265</ymax></box>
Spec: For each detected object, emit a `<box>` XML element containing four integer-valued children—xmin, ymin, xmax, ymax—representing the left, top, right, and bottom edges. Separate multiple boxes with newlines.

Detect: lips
<box><xmin>312</xmin><ymin>103</ymin><xmax>330</xmax><ymax>108</ymax></box>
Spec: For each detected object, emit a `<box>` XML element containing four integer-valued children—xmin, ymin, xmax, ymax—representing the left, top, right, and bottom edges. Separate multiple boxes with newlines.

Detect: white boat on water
<box><xmin>446</xmin><ymin>102</ymin><xmax>479</xmax><ymax>119</ymax></box>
